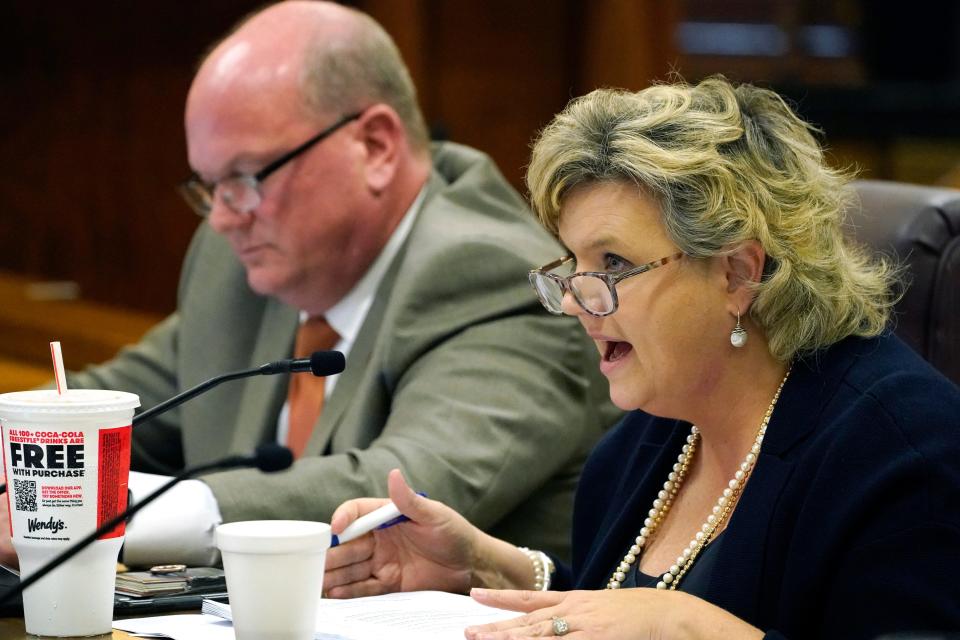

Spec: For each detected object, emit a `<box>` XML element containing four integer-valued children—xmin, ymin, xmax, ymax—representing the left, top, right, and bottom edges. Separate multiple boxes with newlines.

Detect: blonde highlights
<box><xmin>527</xmin><ymin>76</ymin><xmax>898</xmax><ymax>361</ymax></box>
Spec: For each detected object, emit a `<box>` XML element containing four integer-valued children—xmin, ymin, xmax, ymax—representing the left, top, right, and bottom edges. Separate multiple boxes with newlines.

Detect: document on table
<box><xmin>113</xmin><ymin>590</ymin><xmax>519</xmax><ymax>640</ymax></box>
<box><xmin>113</xmin><ymin>613</ymin><xmax>235</xmax><ymax>639</ymax></box>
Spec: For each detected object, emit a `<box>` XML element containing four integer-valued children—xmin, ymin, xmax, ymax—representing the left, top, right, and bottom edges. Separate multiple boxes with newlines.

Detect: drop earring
<box><xmin>730</xmin><ymin>308</ymin><xmax>748</xmax><ymax>348</ymax></box>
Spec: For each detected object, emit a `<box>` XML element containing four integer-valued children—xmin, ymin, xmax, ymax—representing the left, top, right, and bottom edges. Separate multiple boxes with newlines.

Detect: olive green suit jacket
<box><xmin>69</xmin><ymin>142</ymin><xmax>618</xmax><ymax>559</ymax></box>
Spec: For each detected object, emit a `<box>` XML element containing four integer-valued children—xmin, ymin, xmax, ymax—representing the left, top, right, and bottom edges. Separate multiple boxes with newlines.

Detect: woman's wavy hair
<box><xmin>527</xmin><ymin>76</ymin><xmax>898</xmax><ymax>362</ymax></box>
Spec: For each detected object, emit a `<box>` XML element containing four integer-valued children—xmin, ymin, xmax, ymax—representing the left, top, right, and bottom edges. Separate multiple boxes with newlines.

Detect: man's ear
<box><xmin>724</xmin><ymin>239</ymin><xmax>766</xmax><ymax>313</ymax></box>
<box><xmin>357</xmin><ymin>104</ymin><xmax>402</xmax><ymax>194</ymax></box>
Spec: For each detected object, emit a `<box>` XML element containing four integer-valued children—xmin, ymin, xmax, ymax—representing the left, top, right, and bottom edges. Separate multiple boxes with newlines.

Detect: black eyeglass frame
<box><xmin>178</xmin><ymin>111</ymin><xmax>364</xmax><ymax>217</ymax></box>
<box><xmin>528</xmin><ymin>252</ymin><xmax>685</xmax><ymax>317</ymax></box>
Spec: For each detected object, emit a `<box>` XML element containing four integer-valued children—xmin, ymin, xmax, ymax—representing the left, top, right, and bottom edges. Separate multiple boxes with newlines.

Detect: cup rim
<box><xmin>0</xmin><ymin>389</ymin><xmax>140</xmax><ymax>414</ymax></box>
<box><xmin>216</xmin><ymin>520</ymin><xmax>331</xmax><ymax>554</ymax></box>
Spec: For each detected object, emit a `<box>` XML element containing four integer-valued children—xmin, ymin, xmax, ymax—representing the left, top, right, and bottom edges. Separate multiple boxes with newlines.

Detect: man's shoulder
<box><xmin>404</xmin><ymin>142</ymin><xmax>562</xmax><ymax>272</ymax></box>
<box><xmin>426</xmin><ymin>141</ymin><xmax>537</xmax><ymax>234</ymax></box>
<box><xmin>430</xmin><ymin>141</ymin><xmax>512</xmax><ymax>194</ymax></box>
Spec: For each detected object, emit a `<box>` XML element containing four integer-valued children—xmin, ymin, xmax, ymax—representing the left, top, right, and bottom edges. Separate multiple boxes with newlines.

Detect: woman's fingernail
<box><xmin>471</xmin><ymin>588</ymin><xmax>488</xmax><ymax>597</ymax></box>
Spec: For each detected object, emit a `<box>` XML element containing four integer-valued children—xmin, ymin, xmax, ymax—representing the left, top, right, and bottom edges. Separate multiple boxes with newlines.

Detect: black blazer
<box><xmin>555</xmin><ymin>334</ymin><xmax>960</xmax><ymax>639</ymax></box>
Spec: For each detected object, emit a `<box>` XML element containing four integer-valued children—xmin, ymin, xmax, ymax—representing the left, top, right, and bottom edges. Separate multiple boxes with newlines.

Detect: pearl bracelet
<box><xmin>518</xmin><ymin>547</ymin><xmax>554</xmax><ymax>591</ymax></box>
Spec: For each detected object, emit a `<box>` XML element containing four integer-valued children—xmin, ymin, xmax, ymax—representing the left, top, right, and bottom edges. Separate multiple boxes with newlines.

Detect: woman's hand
<box><xmin>464</xmin><ymin>588</ymin><xmax>765</xmax><ymax>640</ymax></box>
<box><xmin>323</xmin><ymin>468</ymin><xmax>485</xmax><ymax>598</ymax></box>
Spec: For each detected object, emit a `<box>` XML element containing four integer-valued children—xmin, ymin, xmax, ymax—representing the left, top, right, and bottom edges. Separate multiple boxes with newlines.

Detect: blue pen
<box><xmin>330</xmin><ymin>492</ymin><xmax>425</xmax><ymax>547</ymax></box>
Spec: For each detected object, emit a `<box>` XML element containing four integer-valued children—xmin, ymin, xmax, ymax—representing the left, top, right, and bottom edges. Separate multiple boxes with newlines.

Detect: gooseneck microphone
<box><xmin>132</xmin><ymin>350</ymin><xmax>346</xmax><ymax>427</ymax></box>
<box><xmin>0</xmin><ymin>351</ymin><xmax>345</xmax><ymax>494</ymax></box>
<box><xmin>0</xmin><ymin>350</ymin><xmax>345</xmax><ymax>607</ymax></box>
<box><xmin>257</xmin><ymin>350</ymin><xmax>345</xmax><ymax>376</ymax></box>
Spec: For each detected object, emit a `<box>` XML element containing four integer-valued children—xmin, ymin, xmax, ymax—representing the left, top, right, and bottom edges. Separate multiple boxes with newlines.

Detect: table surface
<box><xmin>0</xmin><ymin>616</ymin><xmax>144</xmax><ymax>638</ymax></box>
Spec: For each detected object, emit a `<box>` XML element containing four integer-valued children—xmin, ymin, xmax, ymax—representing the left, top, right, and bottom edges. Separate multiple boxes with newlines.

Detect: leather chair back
<box><xmin>847</xmin><ymin>180</ymin><xmax>960</xmax><ymax>385</ymax></box>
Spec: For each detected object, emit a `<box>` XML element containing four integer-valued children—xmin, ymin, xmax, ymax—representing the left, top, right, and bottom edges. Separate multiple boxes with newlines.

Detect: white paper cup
<box><xmin>0</xmin><ymin>389</ymin><xmax>139</xmax><ymax>637</ymax></box>
<box><xmin>216</xmin><ymin>520</ymin><xmax>331</xmax><ymax>640</ymax></box>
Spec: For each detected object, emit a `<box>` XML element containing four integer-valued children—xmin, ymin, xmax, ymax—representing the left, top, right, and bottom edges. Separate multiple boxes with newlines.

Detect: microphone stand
<box><xmin>0</xmin><ymin>452</ymin><xmax>261</xmax><ymax>607</ymax></box>
<box><xmin>0</xmin><ymin>368</ymin><xmax>264</xmax><ymax>493</ymax></box>
<box><xmin>0</xmin><ymin>351</ymin><xmax>344</xmax><ymax>491</ymax></box>
<box><xmin>131</xmin><ymin>368</ymin><xmax>263</xmax><ymax>427</ymax></box>
<box><xmin>132</xmin><ymin>350</ymin><xmax>344</xmax><ymax>427</ymax></box>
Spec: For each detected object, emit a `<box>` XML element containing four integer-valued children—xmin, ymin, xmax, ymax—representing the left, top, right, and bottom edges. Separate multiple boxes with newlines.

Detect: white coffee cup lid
<box><xmin>0</xmin><ymin>389</ymin><xmax>140</xmax><ymax>414</ymax></box>
<box><xmin>216</xmin><ymin>520</ymin><xmax>332</xmax><ymax>554</ymax></box>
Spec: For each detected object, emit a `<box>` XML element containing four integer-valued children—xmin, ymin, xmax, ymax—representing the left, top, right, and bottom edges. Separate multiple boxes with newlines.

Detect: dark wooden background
<box><xmin>2</xmin><ymin>0</ymin><xmax>959</xmax><ymax>317</ymax></box>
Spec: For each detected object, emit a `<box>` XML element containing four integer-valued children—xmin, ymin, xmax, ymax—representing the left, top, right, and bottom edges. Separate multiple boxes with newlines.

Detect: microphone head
<box><xmin>253</xmin><ymin>443</ymin><xmax>294</xmax><ymax>473</ymax></box>
<box><xmin>310</xmin><ymin>350</ymin><xmax>346</xmax><ymax>377</ymax></box>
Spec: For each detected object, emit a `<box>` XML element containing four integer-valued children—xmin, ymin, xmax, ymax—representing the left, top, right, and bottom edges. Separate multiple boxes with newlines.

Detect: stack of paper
<box><xmin>115</xmin><ymin>567</ymin><xmax>225</xmax><ymax>597</ymax></box>
<box><xmin>115</xmin><ymin>590</ymin><xmax>519</xmax><ymax>640</ymax></box>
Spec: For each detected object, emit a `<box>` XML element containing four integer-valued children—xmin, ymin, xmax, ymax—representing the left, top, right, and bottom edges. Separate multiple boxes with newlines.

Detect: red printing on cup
<box><xmin>97</xmin><ymin>425</ymin><xmax>132</xmax><ymax>539</ymax></box>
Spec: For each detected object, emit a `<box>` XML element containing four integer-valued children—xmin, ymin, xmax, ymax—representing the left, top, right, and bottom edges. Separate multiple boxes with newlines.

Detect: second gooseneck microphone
<box><xmin>0</xmin><ymin>444</ymin><xmax>295</xmax><ymax>606</ymax></box>
<box><xmin>132</xmin><ymin>350</ymin><xmax>346</xmax><ymax>427</ymax></box>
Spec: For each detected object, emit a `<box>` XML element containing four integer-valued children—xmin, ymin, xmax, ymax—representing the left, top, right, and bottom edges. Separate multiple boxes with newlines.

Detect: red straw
<box><xmin>50</xmin><ymin>341</ymin><xmax>68</xmax><ymax>395</ymax></box>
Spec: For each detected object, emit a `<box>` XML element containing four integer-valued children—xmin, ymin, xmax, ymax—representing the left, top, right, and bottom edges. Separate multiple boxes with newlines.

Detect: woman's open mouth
<box><xmin>600</xmin><ymin>340</ymin><xmax>633</xmax><ymax>374</ymax></box>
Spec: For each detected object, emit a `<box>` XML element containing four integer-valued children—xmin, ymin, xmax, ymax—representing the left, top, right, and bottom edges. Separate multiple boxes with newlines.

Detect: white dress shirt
<box><xmin>123</xmin><ymin>189</ymin><xmax>425</xmax><ymax>567</ymax></box>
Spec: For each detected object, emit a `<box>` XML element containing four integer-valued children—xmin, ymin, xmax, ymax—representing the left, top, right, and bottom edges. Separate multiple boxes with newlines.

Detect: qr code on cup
<box><xmin>13</xmin><ymin>479</ymin><xmax>38</xmax><ymax>512</ymax></box>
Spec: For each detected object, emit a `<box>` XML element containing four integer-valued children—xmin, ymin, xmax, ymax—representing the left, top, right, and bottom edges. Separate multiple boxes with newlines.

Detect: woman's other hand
<box><xmin>464</xmin><ymin>588</ymin><xmax>765</xmax><ymax>640</ymax></box>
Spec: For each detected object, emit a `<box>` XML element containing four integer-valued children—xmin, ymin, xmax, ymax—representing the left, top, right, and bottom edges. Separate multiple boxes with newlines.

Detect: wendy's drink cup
<box><xmin>0</xmin><ymin>389</ymin><xmax>139</xmax><ymax>637</ymax></box>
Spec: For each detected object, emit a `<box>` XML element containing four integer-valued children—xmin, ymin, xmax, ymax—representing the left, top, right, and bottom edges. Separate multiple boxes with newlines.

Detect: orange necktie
<box><xmin>287</xmin><ymin>316</ymin><xmax>340</xmax><ymax>458</ymax></box>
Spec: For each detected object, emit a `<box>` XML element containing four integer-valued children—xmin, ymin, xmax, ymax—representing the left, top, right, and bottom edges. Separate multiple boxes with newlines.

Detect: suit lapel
<box><xmin>761</xmin><ymin>338</ymin><xmax>857</xmax><ymax>457</ymax></box>
<box><xmin>577</xmin><ymin>429</ymin><xmax>686</xmax><ymax>588</ymax></box>
<box><xmin>698</xmin><ymin>351</ymin><xmax>844</xmax><ymax>617</ymax></box>
<box><xmin>305</xmin><ymin>278</ymin><xmax>393</xmax><ymax>454</ymax></box>
<box><xmin>230</xmin><ymin>300</ymin><xmax>298</xmax><ymax>455</ymax></box>
<box><xmin>703</xmin><ymin>453</ymin><xmax>794</xmax><ymax>620</ymax></box>
<box><xmin>303</xmin><ymin>172</ymin><xmax>447</xmax><ymax>455</ymax></box>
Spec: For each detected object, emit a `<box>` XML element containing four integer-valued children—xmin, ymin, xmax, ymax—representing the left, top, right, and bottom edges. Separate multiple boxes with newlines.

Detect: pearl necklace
<box><xmin>606</xmin><ymin>367</ymin><xmax>791</xmax><ymax>590</ymax></box>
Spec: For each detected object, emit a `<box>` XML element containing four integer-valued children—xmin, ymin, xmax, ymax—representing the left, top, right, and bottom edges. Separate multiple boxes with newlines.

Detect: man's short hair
<box><xmin>300</xmin><ymin>8</ymin><xmax>430</xmax><ymax>151</ymax></box>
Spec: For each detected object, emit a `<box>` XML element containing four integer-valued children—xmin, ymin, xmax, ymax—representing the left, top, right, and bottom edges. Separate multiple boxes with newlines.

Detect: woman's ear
<box><xmin>724</xmin><ymin>240</ymin><xmax>766</xmax><ymax>313</ymax></box>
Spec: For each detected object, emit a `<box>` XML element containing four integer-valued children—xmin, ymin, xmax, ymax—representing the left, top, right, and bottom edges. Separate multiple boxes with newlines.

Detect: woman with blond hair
<box><xmin>323</xmin><ymin>77</ymin><xmax>960</xmax><ymax>639</ymax></box>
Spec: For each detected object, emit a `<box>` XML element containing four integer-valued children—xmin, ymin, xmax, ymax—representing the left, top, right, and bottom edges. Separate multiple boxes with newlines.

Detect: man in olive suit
<box><xmin>0</xmin><ymin>1</ymin><xmax>616</xmax><ymax>568</ymax></box>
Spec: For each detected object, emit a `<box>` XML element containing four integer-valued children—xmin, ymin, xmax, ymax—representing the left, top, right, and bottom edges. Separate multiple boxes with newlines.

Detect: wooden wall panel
<box><xmin>0</xmin><ymin>2</ymin><xmax>265</xmax><ymax>315</ymax></box>
<box><xmin>421</xmin><ymin>1</ymin><xmax>578</xmax><ymax>188</ymax></box>
<box><xmin>1</xmin><ymin>0</ymin><xmax>680</xmax><ymax>315</ymax></box>
<box><xmin>577</xmin><ymin>0</ymin><xmax>680</xmax><ymax>92</ymax></box>
<box><xmin>361</xmin><ymin>0</ymin><xmax>680</xmax><ymax>190</ymax></box>
<box><xmin>3</xmin><ymin>0</ymin><xmax>954</xmax><ymax>324</ymax></box>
